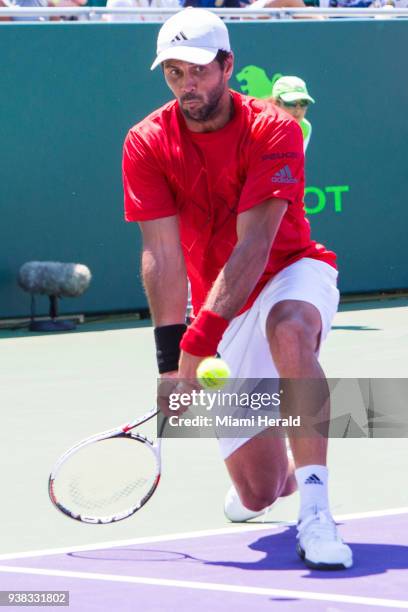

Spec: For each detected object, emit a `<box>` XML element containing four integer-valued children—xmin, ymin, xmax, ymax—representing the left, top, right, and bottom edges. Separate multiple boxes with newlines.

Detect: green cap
<box><xmin>271</xmin><ymin>76</ymin><xmax>315</xmax><ymax>104</ymax></box>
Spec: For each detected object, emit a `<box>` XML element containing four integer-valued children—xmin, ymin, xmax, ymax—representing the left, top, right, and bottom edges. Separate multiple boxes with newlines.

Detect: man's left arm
<box><xmin>178</xmin><ymin>198</ymin><xmax>288</xmax><ymax>378</ymax></box>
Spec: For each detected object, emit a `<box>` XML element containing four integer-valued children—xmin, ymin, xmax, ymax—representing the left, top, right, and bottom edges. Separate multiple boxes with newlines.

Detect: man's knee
<box><xmin>266</xmin><ymin>302</ymin><xmax>321</xmax><ymax>356</ymax></box>
<box><xmin>274</xmin><ymin>317</ymin><xmax>309</xmax><ymax>346</ymax></box>
<box><xmin>238</xmin><ymin>483</ymin><xmax>281</xmax><ymax>512</ymax></box>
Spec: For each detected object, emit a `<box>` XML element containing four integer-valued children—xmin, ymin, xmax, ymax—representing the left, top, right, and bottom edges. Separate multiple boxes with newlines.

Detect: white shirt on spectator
<box><xmin>105</xmin><ymin>0</ymin><xmax>180</xmax><ymax>22</ymax></box>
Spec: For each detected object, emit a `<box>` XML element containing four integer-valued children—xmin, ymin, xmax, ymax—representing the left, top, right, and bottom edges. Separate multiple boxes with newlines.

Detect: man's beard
<box><xmin>180</xmin><ymin>77</ymin><xmax>226</xmax><ymax>123</ymax></box>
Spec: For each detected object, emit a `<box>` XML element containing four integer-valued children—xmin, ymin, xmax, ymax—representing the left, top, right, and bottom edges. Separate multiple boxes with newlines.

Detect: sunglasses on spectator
<box><xmin>281</xmin><ymin>99</ymin><xmax>310</xmax><ymax>108</ymax></box>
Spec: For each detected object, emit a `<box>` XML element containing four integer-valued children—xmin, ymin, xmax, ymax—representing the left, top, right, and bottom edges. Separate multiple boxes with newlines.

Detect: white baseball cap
<box><xmin>272</xmin><ymin>76</ymin><xmax>315</xmax><ymax>104</ymax></box>
<box><xmin>150</xmin><ymin>8</ymin><xmax>231</xmax><ymax>71</ymax></box>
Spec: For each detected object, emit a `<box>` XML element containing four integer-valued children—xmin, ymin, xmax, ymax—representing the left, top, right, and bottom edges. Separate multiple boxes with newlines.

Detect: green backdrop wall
<box><xmin>1</xmin><ymin>20</ymin><xmax>407</xmax><ymax>318</ymax></box>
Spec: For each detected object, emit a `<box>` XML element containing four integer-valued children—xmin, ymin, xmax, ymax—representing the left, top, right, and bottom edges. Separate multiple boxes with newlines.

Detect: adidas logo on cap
<box><xmin>171</xmin><ymin>31</ymin><xmax>188</xmax><ymax>44</ymax></box>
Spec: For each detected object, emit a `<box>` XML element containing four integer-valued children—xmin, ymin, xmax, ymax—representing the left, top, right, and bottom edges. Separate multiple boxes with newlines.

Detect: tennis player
<box><xmin>123</xmin><ymin>7</ymin><xmax>352</xmax><ymax>570</ymax></box>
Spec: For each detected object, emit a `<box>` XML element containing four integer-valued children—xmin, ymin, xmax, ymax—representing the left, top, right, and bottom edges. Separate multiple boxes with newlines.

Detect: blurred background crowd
<box><xmin>0</xmin><ymin>0</ymin><xmax>406</xmax><ymax>22</ymax></box>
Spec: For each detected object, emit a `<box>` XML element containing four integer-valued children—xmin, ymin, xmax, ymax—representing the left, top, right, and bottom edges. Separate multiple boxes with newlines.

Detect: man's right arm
<box><xmin>123</xmin><ymin>130</ymin><xmax>187</xmax><ymax>382</ymax></box>
<box><xmin>139</xmin><ymin>215</ymin><xmax>188</xmax><ymax>327</ymax></box>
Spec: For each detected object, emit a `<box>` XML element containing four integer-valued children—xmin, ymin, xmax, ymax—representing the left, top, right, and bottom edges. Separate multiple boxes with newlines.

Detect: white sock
<box><xmin>295</xmin><ymin>465</ymin><xmax>330</xmax><ymax>520</ymax></box>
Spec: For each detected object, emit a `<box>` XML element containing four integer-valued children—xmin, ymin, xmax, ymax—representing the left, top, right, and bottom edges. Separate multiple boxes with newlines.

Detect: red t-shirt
<box><xmin>123</xmin><ymin>90</ymin><xmax>336</xmax><ymax>316</ymax></box>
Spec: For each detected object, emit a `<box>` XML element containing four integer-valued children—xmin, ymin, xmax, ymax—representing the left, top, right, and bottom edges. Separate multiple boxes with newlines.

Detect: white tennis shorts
<box><xmin>216</xmin><ymin>257</ymin><xmax>340</xmax><ymax>459</ymax></box>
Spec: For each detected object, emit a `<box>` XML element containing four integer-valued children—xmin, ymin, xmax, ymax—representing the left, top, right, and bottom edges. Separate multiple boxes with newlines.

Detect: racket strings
<box><xmin>53</xmin><ymin>437</ymin><xmax>158</xmax><ymax>518</ymax></box>
<box><xmin>68</xmin><ymin>476</ymin><xmax>149</xmax><ymax>511</ymax></box>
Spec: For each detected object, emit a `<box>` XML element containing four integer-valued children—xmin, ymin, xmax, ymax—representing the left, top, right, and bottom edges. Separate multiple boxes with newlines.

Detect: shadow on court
<box><xmin>67</xmin><ymin>523</ymin><xmax>408</xmax><ymax>580</ymax></box>
<box><xmin>204</xmin><ymin>527</ymin><xmax>408</xmax><ymax>580</ymax></box>
<box><xmin>338</xmin><ymin>297</ymin><xmax>408</xmax><ymax>312</ymax></box>
<box><xmin>0</xmin><ymin>316</ymin><xmax>152</xmax><ymax>339</ymax></box>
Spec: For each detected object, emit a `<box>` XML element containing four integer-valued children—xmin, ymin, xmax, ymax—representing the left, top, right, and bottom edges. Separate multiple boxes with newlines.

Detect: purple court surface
<box><xmin>0</xmin><ymin>511</ymin><xmax>407</xmax><ymax>611</ymax></box>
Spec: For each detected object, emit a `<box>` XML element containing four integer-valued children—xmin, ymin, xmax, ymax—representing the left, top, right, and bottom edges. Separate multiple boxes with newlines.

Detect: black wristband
<box><xmin>154</xmin><ymin>324</ymin><xmax>187</xmax><ymax>374</ymax></box>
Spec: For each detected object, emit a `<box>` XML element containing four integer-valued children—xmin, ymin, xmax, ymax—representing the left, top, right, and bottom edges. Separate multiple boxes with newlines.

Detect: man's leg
<box><xmin>223</xmin><ymin>299</ymin><xmax>327</xmax><ymax>519</ymax></box>
<box><xmin>266</xmin><ymin>299</ymin><xmax>328</xmax><ymax>472</ymax></box>
<box><xmin>217</xmin><ymin>299</ymin><xmax>297</xmax><ymax>521</ymax></box>
<box><xmin>224</xmin><ymin>431</ymin><xmax>297</xmax><ymax>517</ymax></box>
<box><xmin>266</xmin><ymin>299</ymin><xmax>352</xmax><ymax>569</ymax></box>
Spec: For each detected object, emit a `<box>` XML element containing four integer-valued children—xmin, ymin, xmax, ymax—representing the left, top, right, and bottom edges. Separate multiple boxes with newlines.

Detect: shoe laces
<box><xmin>297</xmin><ymin>510</ymin><xmax>338</xmax><ymax>542</ymax></box>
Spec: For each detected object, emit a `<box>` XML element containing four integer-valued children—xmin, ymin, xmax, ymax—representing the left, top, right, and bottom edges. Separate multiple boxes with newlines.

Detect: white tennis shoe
<box><xmin>297</xmin><ymin>509</ymin><xmax>353</xmax><ymax>570</ymax></box>
<box><xmin>224</xmin><ymin>441</ymin><xmax>293</xmax><ymax>522</ymax></box>
<box><xmin>224</xmin><ymin>485</ymin><xmax>281</xmax><ymax>522</ymax></box>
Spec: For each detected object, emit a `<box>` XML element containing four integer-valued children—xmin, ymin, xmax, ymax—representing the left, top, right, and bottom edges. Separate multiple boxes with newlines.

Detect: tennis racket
<box><xmin>48</xmin><ymin>407</ymin><xmax>166</xmax><ymax>524</ymax></box>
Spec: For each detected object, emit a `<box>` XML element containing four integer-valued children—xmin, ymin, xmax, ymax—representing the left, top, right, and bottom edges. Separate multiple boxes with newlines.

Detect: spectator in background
<box><xmin>50</xmin><ymin>0</ymin><xmax>87</xmax><ymax>21</ymax></box>
<box><xmin>0</xmin><ymin>0</ymin><xmax>11</xmax><ymax>20</ymax></box>
<box><xmin>183</xmin><ymin>0</ymin><xmax>250</xmax><ymax>7</ymax></box>
<box><xmin>372</xmin><ymin>0</ymin><xmax>405</xmax><ymax>8</ymax></box>
<box><xmin>237</xmin><ymin>0</ymin><xmax>404</xmax><ymax>9</ymax></box>
<box><xmin>1</xmin><ymin>0</ymin><xmax>48</xmax><ymax>20</ymax></box>
<box><xmin>246</xmin><ymin>0</ymin><xmax>324</xmax><ymax>19</ymax></box>
<box><xmin>1</xmin><ymin>0</ymin><xmax>86</xmax><ymax>20</ymax></box>
<box><xmin>323</xmin><ymin>0</ymin><xmax>372</xmax><ymax>6</ymax></box>
<box><xmin>104</xmin><ymin>0</ymin><xmax>180</xmax><ymax>22</ymax></box>
<box><xmin>52</xmin><ymin>0</ymin><xmax>87</xmax><ymax>9</ymax></box>
<box><xmin>270</xmin><ymin>76</ymin><xmax>315</xmax><ymax>152</ymax></box>
<box><xmin>250</xmin><ymin>0</ymin><xmax>307</xmax><ymax>8</ymax></box>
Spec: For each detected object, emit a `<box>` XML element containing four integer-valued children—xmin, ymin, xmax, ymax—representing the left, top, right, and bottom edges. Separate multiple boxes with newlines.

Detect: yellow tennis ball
<box><xmin>196</xmin><ymin>357</ymin><xmax>231</xmax><ymax>389</ymax></box>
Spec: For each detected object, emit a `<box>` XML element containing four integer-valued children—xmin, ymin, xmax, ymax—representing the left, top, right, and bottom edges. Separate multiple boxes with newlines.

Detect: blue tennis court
<box><xmin>1</xmin><ymin>510</ymin><xmax>407</xmax><ymax>610</ymax></box>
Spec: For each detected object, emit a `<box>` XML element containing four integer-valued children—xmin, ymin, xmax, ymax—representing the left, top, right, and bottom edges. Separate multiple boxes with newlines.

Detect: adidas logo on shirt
<box><xmin>271</xmin><ymin>165</ymin><xmax>298</xmax><ymax>184</ymax></box>
<box><xmin>304</xmin><ymin>473</ymin><xmax>324</xmax><ymax>485</ymax></box>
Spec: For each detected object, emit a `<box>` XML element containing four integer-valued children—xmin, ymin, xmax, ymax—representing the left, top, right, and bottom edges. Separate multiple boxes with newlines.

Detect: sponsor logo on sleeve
<box><xmin>262</xmin><ymin>152</ymin><xmax>299</xmax><ymax>161</ymax></box>
<box><xmin>271</xmin><ymin>165</ymin><xmax>298</xmax><ymax>184</ymax></box>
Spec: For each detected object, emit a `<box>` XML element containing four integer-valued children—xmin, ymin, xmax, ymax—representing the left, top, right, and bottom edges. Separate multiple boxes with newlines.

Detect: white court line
<box><xmin>0</xmin><ymin>505</ymin><xmax>407</xmax><ymax>563</ymax></box>
<box><xmin>0</xmin><ymin>565</ymin><xmax>407</xmax><ymax>609</ymax></box>
<box><xmin>0</xmin><ymin>524</ymin><xmax>279</xmax><ymax>562</ymax></box>
<box><xmin>335</xmin><ymin>506</ymin><xmax>408</xmax><ymax>521</ymax></box>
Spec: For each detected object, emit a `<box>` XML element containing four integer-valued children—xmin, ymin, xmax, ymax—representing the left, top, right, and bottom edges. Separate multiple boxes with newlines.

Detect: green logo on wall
<box><xmin>236</xmin><ymin>65</ymin><xmax>282</xmax><ymax>99</ymax></box>
<box><xmin>305</xmin><ymin>185</ymin><xmax>349</xmax><ymax>215</ymax></box>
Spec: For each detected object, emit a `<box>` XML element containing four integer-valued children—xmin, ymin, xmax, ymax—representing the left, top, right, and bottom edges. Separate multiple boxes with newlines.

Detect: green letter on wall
<box><xmin>304</xmin><ymin>187</ymin><xmax>326</xmax><ymax>215</ymax></box>
<box><xmin>305</xmin><ymin>185</ymin><xmax>350</xmax><ymax>214</ymax></box>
